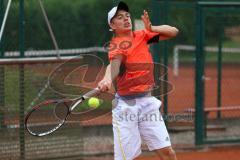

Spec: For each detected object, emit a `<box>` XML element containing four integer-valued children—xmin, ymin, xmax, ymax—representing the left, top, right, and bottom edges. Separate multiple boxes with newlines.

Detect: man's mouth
<box><xmin>124</xmin><ymin>22</ymin><xmax>131</xmax><ymax>27</ymax></box>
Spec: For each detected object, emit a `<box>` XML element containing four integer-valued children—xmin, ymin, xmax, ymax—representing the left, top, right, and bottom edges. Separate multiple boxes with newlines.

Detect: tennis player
<box><xmin>98</xmin><ymin>1</ymin><xmax>178</xmax><ymax>160</ymax></box>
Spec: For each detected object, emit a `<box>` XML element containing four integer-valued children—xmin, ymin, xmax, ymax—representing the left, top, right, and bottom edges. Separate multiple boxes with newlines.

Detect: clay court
<box><xmin>137</xmin><ymin>145</ymin><xmax>240</xmax><ymax>160</ymax></box>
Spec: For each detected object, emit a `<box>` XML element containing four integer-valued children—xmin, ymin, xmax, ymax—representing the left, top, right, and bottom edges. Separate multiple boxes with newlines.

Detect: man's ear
<box><xmin>110</xmin><ymin>22</ymin><xmax>116</xmax><ymax>30</ymax></box>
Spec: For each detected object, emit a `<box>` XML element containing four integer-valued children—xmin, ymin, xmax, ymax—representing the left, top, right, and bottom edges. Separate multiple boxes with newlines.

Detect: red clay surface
<box><xmin>168</xmin><ymin>64</ymin><xmax>240</xmax><ymax>118</ymax></box>
<box><xmin>137</xmin><ymin>146</ymin><xmax>240</xmax><ymax>160</ymax></box>
<box><xmin>4</xmin><ymin>64</ymin><xmax>240</xmax><ymax>128</ymax></box>
<box><xmin>6</xmin><ymin>64</ymin><xmax>239</xmax><ymax>123</ymax></box>
<box><xmin>4</xmin><ymin>63</ymin><xmax>240</xmax><ymax>160</ymax></box>
<box><xmin>25</xmin><ymin>63</ymin><xmax>240</xmax><ymax>115</ymax></box>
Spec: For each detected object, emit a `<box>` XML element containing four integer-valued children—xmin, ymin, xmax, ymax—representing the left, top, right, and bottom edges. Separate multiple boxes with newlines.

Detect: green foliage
<box><xmin>4</xmin><ymin>0</ymin><xmax>150</xmax><ymax>51</ymax></box>
<box><xmin>4</xmin><ymin>67</ymin><xmax>46</xmax><ymax>111</ymax></box>
<box><xmin>2</xmin><ymin>0</ymin><xmax>240</xmax><ymax>52</ymax></box>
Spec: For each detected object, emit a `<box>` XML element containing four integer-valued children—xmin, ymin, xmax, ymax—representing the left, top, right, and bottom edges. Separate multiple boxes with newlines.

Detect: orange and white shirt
<box><xmin>108</xmin><ymin>29</ymin><xmax>160</xmax><ymax>96</ymax></box>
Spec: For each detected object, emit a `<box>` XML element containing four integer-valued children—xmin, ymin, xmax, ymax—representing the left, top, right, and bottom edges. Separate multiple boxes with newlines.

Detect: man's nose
<box><xmin>124</xmin><ymin>17</ymin><xmax>129</xmax><ymax>22</ymax></box>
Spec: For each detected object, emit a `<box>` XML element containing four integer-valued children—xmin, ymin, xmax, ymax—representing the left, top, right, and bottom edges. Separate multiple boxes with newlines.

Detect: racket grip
<box><xmin>83</xmin><ymin>88</ymin><xmax>100</xmax><ymax>99</ymax></box>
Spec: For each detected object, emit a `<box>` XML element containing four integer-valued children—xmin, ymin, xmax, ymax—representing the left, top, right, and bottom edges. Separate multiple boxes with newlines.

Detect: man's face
<box><xmin>110</xmin><ymin>10</ymin><xmax>132</xmax><ymax>33</ymax></box>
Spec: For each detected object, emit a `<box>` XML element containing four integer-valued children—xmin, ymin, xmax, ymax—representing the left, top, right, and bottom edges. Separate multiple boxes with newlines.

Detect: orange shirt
<box><xmin>108</xmin><ymin>29</ymin><xmax>160</xmax><ymax>96</ymax></box>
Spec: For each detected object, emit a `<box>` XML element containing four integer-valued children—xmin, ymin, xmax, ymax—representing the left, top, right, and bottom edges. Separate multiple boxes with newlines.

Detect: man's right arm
<box><xmin>98</xmin><ymin>55</ymin><xmax>123</xmax><ymax>92</ymax></box>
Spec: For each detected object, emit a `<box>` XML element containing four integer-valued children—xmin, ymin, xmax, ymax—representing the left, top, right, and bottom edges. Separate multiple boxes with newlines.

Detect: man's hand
<box><xmin>141</xmin><ymin>10</ymin><xmax>152</xmax><ymax>31</ymax></box>
<box><xmin>98</xmin><ymin>78</ymin><xmax>112</xmax><ymax>92</ymax></box>
<box><xmin>141</xmin><ymin>10</ymin><xmax>179</xmax><ymax>40</ymax></box>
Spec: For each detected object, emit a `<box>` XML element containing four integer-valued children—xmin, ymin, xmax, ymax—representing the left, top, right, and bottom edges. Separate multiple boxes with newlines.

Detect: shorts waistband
<box><xmin>115</xmin><ymin>92</ymin><xmax>151</xmax><ymax>100</ymax></box>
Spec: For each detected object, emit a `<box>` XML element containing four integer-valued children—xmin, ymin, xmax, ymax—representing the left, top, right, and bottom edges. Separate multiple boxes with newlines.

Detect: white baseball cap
<box><xmin>107</xmin><ymin>1</ymin><xmax>129</xmax><ymax>26</ymax></box>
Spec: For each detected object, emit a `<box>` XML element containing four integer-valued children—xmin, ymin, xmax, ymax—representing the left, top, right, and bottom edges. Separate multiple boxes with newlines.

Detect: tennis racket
<box><xmin>25</xmin><ymin>88</ymin><xmax>100</xmax><ymax>137</ymax></box>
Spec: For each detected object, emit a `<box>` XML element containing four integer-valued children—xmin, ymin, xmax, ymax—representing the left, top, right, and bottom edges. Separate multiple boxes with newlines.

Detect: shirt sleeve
<box><xmin>144</xmin><ymin>29</ymin><xmax>160</xmax><ymax>44</ymax></box>
<box><xmin>108</xmin><ymin>48</ymin><xmax>126</xmax><ymax>61</ymax></box>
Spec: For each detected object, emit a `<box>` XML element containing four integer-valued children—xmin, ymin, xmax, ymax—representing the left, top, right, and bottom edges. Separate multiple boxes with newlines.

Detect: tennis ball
<box><xmin>88</xmin><ymin>97</ymin><xmax>100</xmax><ymax>108</ymax></box>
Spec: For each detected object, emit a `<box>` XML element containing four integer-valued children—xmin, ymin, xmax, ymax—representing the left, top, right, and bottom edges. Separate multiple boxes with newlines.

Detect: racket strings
<box><xmin>26</xmin><ymin>101</ymin><xmax>69</xmax><ymax>136</ymax></box>
<box><xmin>54</xmin><ymin>102</ymin><xmax>70</xmax><ymax>119</ymax></box>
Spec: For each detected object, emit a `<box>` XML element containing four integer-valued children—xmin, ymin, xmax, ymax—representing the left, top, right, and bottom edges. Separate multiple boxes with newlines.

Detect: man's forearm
<box><xmin>103</xmin><ymin>63</ymin><xmax>120</xmax><ymax>81</ymax></box>
<box><xmin>151</xmin><ymin>25</ymin><xmax>178</xmax><ymax>37</ymax></box>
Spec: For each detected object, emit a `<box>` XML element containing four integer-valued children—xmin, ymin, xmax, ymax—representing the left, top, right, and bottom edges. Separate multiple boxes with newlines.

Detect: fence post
<box><xmin>217</xmin><ymin>16</ymin><xmax>223</xmax><ymax>119</ymax></box>
<box><xmin>195</xmin><ymin>2</ymin><xmax>204</xmax><ymax>145</ymax></box>
<box><xmin>162</xmin><ymin>0</ymin><xmax>170</xmax><ymax>126</ymax></box>
<box><xmin>0</xmin><ymin>0</ymin><xmax>4</xmax><ymax>53</ymax></box>
<box><xmin>19</xmin><ymin>0</ymin><xmax>25</xmax><ymax>159</ymax></box>
<box><xmin>0</xmin><ymin>0</ymin><xmax>6</xmax><ymax>129</ymax></box>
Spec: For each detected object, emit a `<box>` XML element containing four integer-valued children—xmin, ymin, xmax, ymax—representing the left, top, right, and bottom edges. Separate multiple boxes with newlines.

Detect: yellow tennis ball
<box><xmin>88</xmin><ymin>97</ymin><xmax>100</xmax><ymax>108</ymax></box>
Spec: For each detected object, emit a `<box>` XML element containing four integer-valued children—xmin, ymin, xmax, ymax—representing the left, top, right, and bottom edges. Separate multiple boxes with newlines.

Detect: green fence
<box><xmin>195</xmin><ymin>1</ymin><xmax>240</xmax><ymax>145</ymax></box>
<box><xmin>0</xmin><ymin>56</ymin><xmax>114</xmax><ymax>160</ymax></box>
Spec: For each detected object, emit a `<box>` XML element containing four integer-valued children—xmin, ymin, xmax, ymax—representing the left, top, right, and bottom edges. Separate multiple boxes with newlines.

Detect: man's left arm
<box><xmin>141</xmin><ymin>10</ymin><xmax>179</xmax><ymax>40</ymax></box>
<box><xmin>150</xmin><ymin>25</ymin><xmax>178</xmax><ymax>40</ymax></box>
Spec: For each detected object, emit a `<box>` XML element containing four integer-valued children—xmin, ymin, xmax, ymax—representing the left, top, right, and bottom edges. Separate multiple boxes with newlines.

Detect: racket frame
<box><xmin>25</xmin><ymin>88</ymin><xmax>99</xmax><ymax>136</ymax></box>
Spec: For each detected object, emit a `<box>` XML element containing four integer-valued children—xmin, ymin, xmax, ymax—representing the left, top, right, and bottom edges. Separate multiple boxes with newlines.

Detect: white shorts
<box><xmin>112</xmin><ymin>94</ymin><xmax>171</xmax><ymax>160</ymax></box>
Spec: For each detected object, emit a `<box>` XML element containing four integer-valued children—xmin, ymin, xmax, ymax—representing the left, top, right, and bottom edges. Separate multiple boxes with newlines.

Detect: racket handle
<box><xmin>70</xmin><ymin>88</ymin><xmax>100</xmax><ymax>111</ymax></box>
<box><xmin>83</xmin><ymin>88</ymin><xmax>100</xmax><ymax>99</ymax></box>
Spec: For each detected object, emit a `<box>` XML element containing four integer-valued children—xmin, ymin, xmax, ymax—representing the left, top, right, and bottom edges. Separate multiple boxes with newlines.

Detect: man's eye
<box><xmin>117</xmin><ymin>15</ymin><xmax>122</xmax><ymax>19</ymax></box>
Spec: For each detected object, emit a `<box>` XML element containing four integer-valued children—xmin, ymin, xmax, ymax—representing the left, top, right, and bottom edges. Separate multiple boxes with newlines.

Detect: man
<box><xmin>98</xmin><ymin>1</ymin><xmax>178</xmax><ymax>160</ymax></box>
